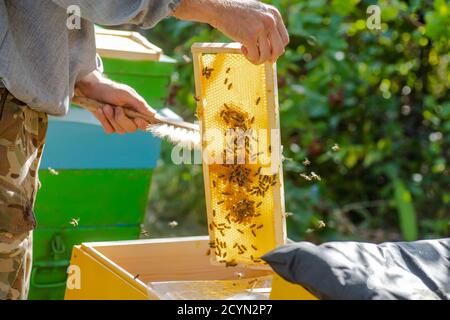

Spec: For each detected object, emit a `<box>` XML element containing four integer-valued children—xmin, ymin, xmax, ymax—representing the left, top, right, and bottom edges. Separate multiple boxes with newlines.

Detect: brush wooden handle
<box><xmin>72</xmin><ymin>96</ymin><xmax>198</xmax><ymax>131</ymax></box>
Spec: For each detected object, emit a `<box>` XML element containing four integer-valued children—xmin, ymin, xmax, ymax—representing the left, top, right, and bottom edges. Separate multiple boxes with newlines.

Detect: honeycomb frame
<box><xmin>192</xmin><ymin>43</ymin><xmax>286</xmax><ymax>268</ymax></box>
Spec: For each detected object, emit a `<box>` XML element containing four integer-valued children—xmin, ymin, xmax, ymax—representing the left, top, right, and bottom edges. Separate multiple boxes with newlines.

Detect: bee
<box><xmin>212</xmin><ymin>180</ymin><xmax>216</xmax><ymax>187</ymax></box>
<box><xmin>226</xmin><ymin>260</ymin><xmax>238</xmax><ymax>267</ymax></box>
<box><xmin>206</xmin><ymin>249</ymin><xmax>211</xmax><ymax>256</ymax></box>
<box><xmin>284</xmin><ymin>212</ymin><xmax>294</xmax><ymax>218</ymax></box>
<box><xmin>212</xmin><ymin>210</ymin><xmax>216</xmax><ymax>217</ymax></box>
<box><xmin>233</xmin><ymin>243</ymin><xmax>238</xmax><ymax>248</ymax></box>
<box><xmin>257</xmin><ymin>224</ymin><xmax>263</xmax><ymax>229</ymax></box>
<box><xmin>202</xmin><ymin>67</ymin><xmax>214</xmax><ymax>79</ymax></box>
<box><xmin>217</xmin><ymin>200</ymin><xmax>224</xmax><ymax>205</ymax></box>
<box><xmin>300</xmin><ymin>173</ymin><xmax>312</xmax><ymax>181</ymax></box>
<box><xmin>250</xmin><ymin>116</ymin><xmax>255</xmax><ymax>124</ymax></box>
<box><xmin>168</xmin><ymin>221</ymin><xmax>178</xmax><ymax>228</ymax></box>
<box><xmin>227</xmin><ymin>83</ymin><xmax>233</xmax><ymax>90</ymax></box>
<box><xmin>332</xmin><ymin>143</ymin><xmax>340</xmax><ymax>152</ymax></box>
<box><xmin>250</xmin><ymin>224</ymin><xmax>256</xmax><ymax>228</ymax></box>
<box><xmin>310</xmin><ymin>172</ymin><xmax>321</xmax><ymax>181</ymax></box>
<box><xmin>256</xmin><ymin>97</ymin><xmax>261</xmax><ymax>105</ymax></box>
<box><xmin>224</xmin><ymin>78</ymin><xmax>228</xmax><ymax>85</ymax></box>
<box><xmin>251</xmin><ymin>245</ymin><xmax>258</xmax><ymax>251</ymax></box>
<box><xmin>69</xmin><ymin>218</ymin><xmax>80</xmax><ymax>227</ymax></box>
<box><xmin>140</xmin><ymin>229</ymin><xmax>150</xmax><ymax>237</ymax></box>
<box><xmin>48</xmin><ymin>167</ymin><xmax>59</xmax><ymax>176</ymax></box>
<box><xmin>256</xmin><ymin>202</ymin><xmax>262</xmax><ymax>208</ymax></box>
<box><xmin>226</xmin><ymin>67</ymin><xmax>231</xmax><ymax>73</ymax></box>
<box><xmin>209</xmin><ymin>223</ymin><xmax>213</xmax><ymax>231</ymax></box>
<box><xmin>240</xmin><ymin>244</ymin><xmax>247</xmax><ymax>251</ymax></box>
<box><xmin>237</xmin><ymin>229</ymin><xmax>244</xmax><ymax>234</ymax></box>
<box><xmin>251</xmin><ymin>230</ymin><xmax>257</xmax><ymax>237</ymax></box>
<box><xmin>133</xmin><ymin>274</ymin><xmax>140</xmax><ymax>280</ymax></box>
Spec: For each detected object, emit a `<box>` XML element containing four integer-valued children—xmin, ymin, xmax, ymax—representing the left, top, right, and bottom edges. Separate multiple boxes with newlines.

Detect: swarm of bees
<box><xmin>207</xmin><ymin>98</ymin><xmax>275</xmax><ymax>266</ymax></box>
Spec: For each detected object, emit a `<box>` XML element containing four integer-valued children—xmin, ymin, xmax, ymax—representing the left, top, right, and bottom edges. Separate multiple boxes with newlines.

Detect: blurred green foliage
<box><xmin>143</xmin><ymin>0</ymin><xmax>449</xmax><ymax>242</ymax></box>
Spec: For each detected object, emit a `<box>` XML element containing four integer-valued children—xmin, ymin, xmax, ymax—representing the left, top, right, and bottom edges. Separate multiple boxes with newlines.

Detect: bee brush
<box><xmin>72</xmin><ymin>96</ymin><xmax>200</xmax><ymax>149</ymax></box>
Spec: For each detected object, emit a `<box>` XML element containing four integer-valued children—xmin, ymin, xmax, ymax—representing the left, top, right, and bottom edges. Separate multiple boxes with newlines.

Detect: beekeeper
<box><xmin>0</xmin><ymin>0</ymin><xmax>288</xmax><ymax>299</ymax></box>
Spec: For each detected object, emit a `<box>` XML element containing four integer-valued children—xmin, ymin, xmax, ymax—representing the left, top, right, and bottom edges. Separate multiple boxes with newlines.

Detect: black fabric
<box><xmin>262</xmin><ymin>238</ymin><xmax>450</xmax><ymax>300</ymax></box>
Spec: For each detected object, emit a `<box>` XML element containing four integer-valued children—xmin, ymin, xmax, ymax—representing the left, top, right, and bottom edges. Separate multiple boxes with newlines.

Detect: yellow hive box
<box><xmin>64</xmin><ymin>236</ymin><xmax>317</xmax><ymax>300</ymax></box>
<box><xmin>192</xmin><ymin>43</ymin><xmax>286</xmax><ymax>268</ymax></box>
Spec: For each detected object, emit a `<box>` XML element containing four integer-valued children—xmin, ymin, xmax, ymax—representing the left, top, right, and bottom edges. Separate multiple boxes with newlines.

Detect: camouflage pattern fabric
<box><xmin>0</xmin><ymin>89</ymin><xmax>47</xmax><ymax>299</ymax></box>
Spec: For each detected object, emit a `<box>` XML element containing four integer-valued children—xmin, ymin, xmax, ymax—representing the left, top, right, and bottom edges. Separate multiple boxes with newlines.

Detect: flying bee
<box><xmin>48</xmin><ymin>167</ymin><xmax>59</xmax><ymax>176</ymax></box>
<box><xmin>332</xmin><ymin>143</ymin><xmax>340</xmax><ymax>152</ymax></box>
<box><xmin>300</xmin><ymin>173</ymin><xmax>312</xmax><ymax>181</ymax></box>
<box><xmin>168</xmin><ymin>221</ymin><xmax>178</xmax><ymax>228</ymax></box>
<box><xmin>69</xmin><ymin>218</ymin><xmax>80</xmax><ymax>227</ymax></box>
<box><xmin>311</xmin><ymin>172</ymin><xmax>321</xmax><ymax>181</ymax></box>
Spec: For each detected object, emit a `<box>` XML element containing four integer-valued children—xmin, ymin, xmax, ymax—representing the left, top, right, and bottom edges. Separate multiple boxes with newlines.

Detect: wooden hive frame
<box><xmin>191</xmin><ymin>43</ymin><xmax>286</xmax><ymax>268</ymax></box>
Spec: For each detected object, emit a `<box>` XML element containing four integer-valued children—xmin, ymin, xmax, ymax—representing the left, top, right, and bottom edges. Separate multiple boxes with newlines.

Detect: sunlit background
<box><xmin>115</xmin><ymin>0</ymin><xmax>449</xmax><ymax>243</ymax></box>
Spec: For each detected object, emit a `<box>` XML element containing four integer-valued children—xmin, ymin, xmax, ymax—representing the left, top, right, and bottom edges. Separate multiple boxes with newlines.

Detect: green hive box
<box><xmin>29</xmin><ymin>29</ymin><xmax>176</xmax><ymax>300</ymax></box>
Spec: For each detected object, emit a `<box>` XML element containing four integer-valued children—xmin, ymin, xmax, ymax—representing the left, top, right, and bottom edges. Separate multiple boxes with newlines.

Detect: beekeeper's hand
<box><xmin>75</xmin><ymin>71</ymin><xmax>155</xmax><ymax>134</ymax></box>
<box><xmin>172</xmin><ymin>0</ymin><xmax>289</xmax><ymax>65</ymax></box>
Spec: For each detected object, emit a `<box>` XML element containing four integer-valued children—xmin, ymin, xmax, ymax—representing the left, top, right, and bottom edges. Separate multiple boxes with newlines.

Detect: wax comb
<box><xmin>192</xmin><ymin>43</ymin><xmax>286</xmax><ymax>268</ymax></box>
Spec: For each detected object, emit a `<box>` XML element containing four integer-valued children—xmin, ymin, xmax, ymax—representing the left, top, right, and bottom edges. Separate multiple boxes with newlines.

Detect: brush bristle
<box><xmin>148</xmin><ymin>124</ymin><xmax>200</xmax><ymax>149</ymax></box>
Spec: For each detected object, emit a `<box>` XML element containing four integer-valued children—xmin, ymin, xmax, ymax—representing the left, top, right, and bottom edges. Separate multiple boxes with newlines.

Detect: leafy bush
<box><xmin>144</xmin><ymin>0</ymin><xmax>449</xmax><ymax>242</ymax></box>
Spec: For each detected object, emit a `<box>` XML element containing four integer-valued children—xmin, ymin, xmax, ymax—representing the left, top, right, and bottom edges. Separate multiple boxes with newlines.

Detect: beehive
<box><xmin>192</xmin><ymin>43</ymin><xmax>286</xmax><ymax>267</ymax></box>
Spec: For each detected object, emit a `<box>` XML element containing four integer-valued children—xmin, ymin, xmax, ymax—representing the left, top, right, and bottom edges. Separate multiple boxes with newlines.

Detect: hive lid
<box><xmin>95</xmin><ymin>27</ymin><xmax>162</xmax><ymax>61</ymax></box>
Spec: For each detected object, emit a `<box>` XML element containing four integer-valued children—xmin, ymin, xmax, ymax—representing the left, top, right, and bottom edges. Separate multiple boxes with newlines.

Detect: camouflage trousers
<box><xmin>0</xmin><ymin>89</ymin><xmax>47</xmax><ymax>299</ymax></box>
